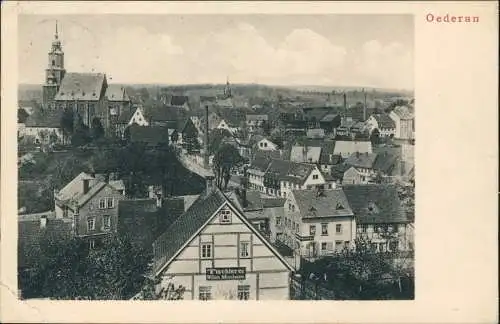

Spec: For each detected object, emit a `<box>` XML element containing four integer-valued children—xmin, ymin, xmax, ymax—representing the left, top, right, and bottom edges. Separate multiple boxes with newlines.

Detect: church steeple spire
<box><xmin>55</xmin><ymin>20</ymin><xmax>58</xmax><ymax>39</ymax></box>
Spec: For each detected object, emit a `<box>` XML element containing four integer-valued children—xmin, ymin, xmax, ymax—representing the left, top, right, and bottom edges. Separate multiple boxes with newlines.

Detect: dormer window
<box><xmin>336</xmin><ymin>203</ymin><xmax>344</xmax><ymax>210</ymax></box>
<box><xmin>219</xmin><ymin>209</ymin><xmax>232</xmax><ymax>224</ymax></box>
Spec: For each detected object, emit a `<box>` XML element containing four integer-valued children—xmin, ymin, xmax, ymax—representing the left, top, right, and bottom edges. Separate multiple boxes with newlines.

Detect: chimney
<box><xmin>363</xmin><ymin>89</ymin><xmax>367</xmax><ymax>121</ymax></box>
<box><xmin>83</xmin><ymin>179</ymin><xmax>90</xmax><ymax>194</ymax></box>
<box><xmin>343</xmin><ymin>92</ymin><xmax>347</xmax><ymax>115</ymax></box>
<box><xmin>240</xmin><ymin>177</ymin><xmax>248</xmax><ymax>208</ymax></box>
<box><xmin>204</xmin><ymin>105</ymin><xmax>210</xmax><ymax>169</ymax></box>
<box><xmin>40</xmin><ymin>215</ymin><xmax>47</xmax><ymax>229</ymax></box>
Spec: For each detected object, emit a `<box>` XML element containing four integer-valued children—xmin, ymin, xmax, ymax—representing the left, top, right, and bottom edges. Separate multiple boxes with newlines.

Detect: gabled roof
<box><xmin>342</xmin><ymin>184</ymin><xmax>408</xmax><ymax>224</ymax></box>
<box><xmin>54</xmin><ymin>73</ymin><xmax>106</xmax><ymax>101</ymax></box>
<box><xmin>291</xmin><ymin>189</ymin><xmax>353</xmax><ymax>219</ymax></box>
<box><xmin>105</xmin><ymin>84</ymin><xmax>130</xmax><ymax>102</ymax></box>
<box><xmin>345</xmin><ymin>152</ymin><xmax>378</xmax><ymax>169</ymax></box>
<box><xmin>153</xmin><ymin>189</ymin><xmax>226</xmax><ymax>274</ymax></box>
<box><xmin>24</xmin><ymin>110</ymin><xmax>62</xmax><ymax>128</ymax></box>
<box><xmin>249</xmin><ymin>155</ymin><xmax>272</xmax><ymax>172</ymax></box>
<box><xmin>56</xmin><ymin>172</ymin><xmax>97</xmax><ymax>202</ymax></box>
<box><xmin>371</xmin><ymin>114</ymin><xmax>395</xmax><ymax>129</ymax></box>
<box><xmin>267</xmin><ymin>159</ymin><xmax>316</xmax><ymax>184</ymax></box>
<box><xmin>170</xmin><ymin>96</ymin><xmax>189</xmax><ymax>106</ymax></box>
<box><xmin>153</xmin><ymin>188</ymin><xmax>293</xmax><ymax>276</ymax></box>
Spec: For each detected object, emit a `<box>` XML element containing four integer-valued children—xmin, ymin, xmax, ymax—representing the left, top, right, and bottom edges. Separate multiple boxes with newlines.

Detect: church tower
<box><xmin>42</xmin><ymin>21</ymin><xmax>66</xmax><ymax>109</ymax></box>
<box><xmin>223</xmin><ymin>76</ymin><xmax>232</xmax><ymax>98</ymax></box>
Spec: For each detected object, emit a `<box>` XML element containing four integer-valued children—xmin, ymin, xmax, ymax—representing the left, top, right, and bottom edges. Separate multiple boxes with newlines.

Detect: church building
<box><xmin>42</xmin><ymin>22</ymin><xmax>130</xmax><ymax>133</ymax></box>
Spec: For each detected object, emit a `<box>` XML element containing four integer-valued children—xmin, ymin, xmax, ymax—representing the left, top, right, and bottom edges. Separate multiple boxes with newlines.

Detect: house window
<box><xmin>276</xmin><ymin>217</ymin><xmax>281</xmax><ymax>226</ymax></box>
<box><xmin>199</xmin><ymin>286</ymin><xmax>212</xmax><ymax>301</ymax></box>
<box><xmin>393</xmin><ymin>224</ymin><xmax>399</xmax><ymax>232</ymax></box>
<box><xmin>219</xmin><ymin>210</ymin><xmax>232</xmax><ymax>224</ymax></box>
<box><xmin>321</xmin><ymin>242</ymin><xmax>327</xmax><ymax>251</ymax></box>
<box><xmin>89</xmin><ymin>239</ymin><xmax>95</xmax><ymax>249</ymax></box>
<box><xmin>237</xmin><ymin>285</ymin><xmax>250</xmax><ymax>300</ymax></box>
<box><xmin>335</xmin><ymin>241</ymin><xmax>343</xmax><ymax>251</ymax></box>
<box><xmin>312</xmin><ymin>174</ymin><xmax>319</xmax><ymax>180</ymax></box>
<box><xmin>336</xmin><ymin>224</ymin><xmax>342</xmax><ymax>234</ymax></box>
<box><xmin>321</xmin><ymin>223</ymin><xmax>328</xmax><ymax>235</ymax></box>
<box><xmin>103</xmin><ymin>215</ymin><xmax>111</xmax><ymax>230</ymax></box>
<box><xmin>309</xmin><ymin>225</ymin><xmax>316</xmax><ymax>236</ymax></box>
<box><xmin>201</xmin><ymin>243</ymin><xmax>213</xmax><ymax>259</ymax></box>
<box><xmin>106</xmin><ymin>198</ymin><xmax>114</xmax><ymax>209</ymax></box>
<box><xmin>295</xmin><ymin>223</ymin><xmax>299</xmax><ymax>233</ymax></box>
<box><xmin>99</xmin><ymin>199</ymin><xmax>106</xmax><ymax>209</ymax></box>
<box><xmin>240</xmin><ymin>242</ymin><xmax>250</xmax><ymax>258</ymax></box>
<box><xmin>87</xmin><ymin>217</ymin><xmax>96</xmax><ymax>231</ymax></box>
<box><xmin>379</xmin><ymin>243</ymin><xmax>386</xmax><ymax>252</ymax></box>
<box><xmin>361</xmin><ymin>224</ymin><xmax>368</xmax><ymax>233</ymax></box>
<box><xmin>264</xmin><ymin>142</ymin><xmax>268</xmax><ymax>148</ymax></box>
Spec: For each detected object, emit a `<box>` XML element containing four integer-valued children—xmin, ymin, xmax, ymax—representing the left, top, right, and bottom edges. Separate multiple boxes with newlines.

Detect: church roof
<box><xmin>105</xmin><ymin>84</ymin><xmax>130</xmax><ymax>102</ymax></box>
<box><xmin>54</xmin><ymin>73</ymin><xmax>106</xmax><ymax>101</ymax></box>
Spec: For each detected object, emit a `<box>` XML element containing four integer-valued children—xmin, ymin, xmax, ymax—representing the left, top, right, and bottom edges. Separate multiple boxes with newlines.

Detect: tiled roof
<box><xmin>54</xmin><ymin>73</ymin><xmax>106</xmax><ymax>101</ymax></box>
<box><xmin>262</xmin><ymin>197</ymin><xmax>286</xmax><ymax>208</ymax></box>
<box><xmin>373</xmin><ymin>153</ymin><xmax>399</xmax><ymax>174</ymax></box>
<box><xmin>254</xmin><ymin>150</ymin><xmax>282</xmax><ymax>160</ymax></box>
<box><xmin>292</xmin><ymin>189</ymin><xmax>353</xmax><ymax>219</ymax></box>
<box><xmin>18</xmin><ymin>213</ymin><xmax>73</xmax><ymax>268</ymax></box>
<box><xmin>249</xmin><ymin>155</ymin><xmax>272</xmax><ymax>172</ymax></box>
<box><xmin>242</xmin><ymin>190</ymin><xmax>264</xmax><ymax>211</ymax></box>
<box><xmin>109</xmin><ymin>180</ymin><xmax>125</xmax><ymax>192</ymax></box>
<box><xmin>333</xmin><ymin>140</ymin><xmax>373</xmax><ymax>156</ymax></box>
<box><xmin>345</xmin><ymin>152</ymin><xmax>378</xmax><ymax>169</ymax></box>
<box><xmin>267</xmin><ymin>159</ymin><xmax>316</xmax><ymax>184</ymax></box>
<box><xmin>320</xmin><ymin>113</ymin><xmax>340</xmax><ymax>122</ymax></box>
<box><xmin>143</xmin><ymin>105</ymin><xmax>184</xmax><ymax>123</ymax></box>
<box><xmin>306</xmin><ymin>128</ymin><xmax>325</xmax><ymax>138</ymax></box>
<box><xmin>106</xmin><ymin>84</ymin><xmax>130</xmax><ymax>102</ymax></box>
<box><xmin>372</xmin><ymin>114</ymin><xmax>395</xmax><ymax>129</ymax></box>
<box><xmin>56</xmin><ymin>172</ymin><xmax>98</xmax><ymax>202</ymax></box>
<box><xmin>24</xmin><ymin>110</ymin><xmax>62</xmax><ymax>128</ymax></box>
<box><xmin>153</xmin><ymin>189</ymin><xmax>227</xmax><ymax>275</ymax></box>
<box><xmin>171</xmin><ymin>96</ymin><xmax>189</xmax><ymax>106</ymax></box>
<box><xmin>129</xmin><ymin>125</ymin><xmax>170</xmax><ymax>146</ymax></box>
<box><xmin>342</xmin><ymin>184</ymin><xmax>408</xmax><ymax>224</ymax></box>
<box><xmin>246</xmin><ymin>114</ymin><xmax>268</xmax><ymax>121</ymax></box>
<box><xmin>290</xmin><ymin>146</ymin><xmax>322</xmax><ymax>163</ymax></box>
<box><xmin>218</xmin><ymin>109</ymin><xmax>246</xmax><ymax>127</ymax></box>
<box><xmin>392</xmin><ymin>106</ymin><xmax>414</xmax><ymax>120</ymax></box>
<box><xmin>118</xmin><ymin>198</ymin><xmax>185</xmax><ymax>249</ymax></box>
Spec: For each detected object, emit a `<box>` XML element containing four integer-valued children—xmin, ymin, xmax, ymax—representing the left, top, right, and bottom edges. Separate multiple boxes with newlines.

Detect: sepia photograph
<box><xmin>15</xmin><ymin>13</ymin><xmax>416</xmax><ymax>301</ymax></box>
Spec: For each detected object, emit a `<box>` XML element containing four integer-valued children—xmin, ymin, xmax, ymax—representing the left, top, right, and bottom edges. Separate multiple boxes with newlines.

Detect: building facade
<box><xmin>153</xmin><ymin>188</ymin><xmax>294</xmax><ymax>300</ymax></box>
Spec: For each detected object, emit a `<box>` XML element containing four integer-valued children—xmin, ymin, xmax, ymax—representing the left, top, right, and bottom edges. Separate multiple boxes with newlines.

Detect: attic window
<box><xmin>219</xmin><ymin>209</ymin><xmax>232</xmax><ymax>224</ymax></box>
<box><xmin>336</xmin><ymin>203</ymin><xmax>344</xmax><ymax>210</ymax></box>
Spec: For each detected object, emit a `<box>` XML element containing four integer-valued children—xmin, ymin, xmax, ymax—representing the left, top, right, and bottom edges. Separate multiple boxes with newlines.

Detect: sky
<box><xmin>18</xmin><ymin>14</ymin><xmax>414</xmax><ymax>89</ymax></box>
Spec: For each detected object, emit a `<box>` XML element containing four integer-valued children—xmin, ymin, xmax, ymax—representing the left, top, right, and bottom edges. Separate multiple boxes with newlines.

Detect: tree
<box><xmin>212</xmin><ymin>144</ymin><xmax>245</xmax><ymax>190</ymax></box>
<box><xmin>91</xmin><ymin>117</ymin><xmax>105</xmax><ymax>142</ymax></box>
<box><xmin>183</xmin><ymin>123</ymin><xmax>201</xmax><ymax>154</ymax></box>
<box><xmin>18</xmin><ymin>108</ymin><xmax>30</xmax><ymax>123</ymax></box>
<box><xmin>262</xmin><ymin>120</ymin><xmax>272</xmax><ymax>136</ymax></box>
<box><xmin>60</xmin><ymin>108</ymin><xmax>74</xmax><ymax>144</ymax></box>
<box><xmin>209</xmin><ymin>128</ymin><xmax>232</xmax><ymax>155</ymax></box>
<box><xmin>133</xmin><ymin>277</ymin><xmax>186</xmax><ymax>300</ymax></box>
<box><xmin>71</xmin><ymin>114</ymin><xmax>90</xmax><ymax>147</ymax></box>
<box><xmin>19</xmin><ymin>236</ymin><xmax>152</xmax><ymax>300</ymax></box>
